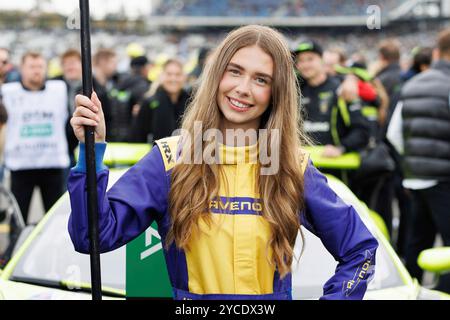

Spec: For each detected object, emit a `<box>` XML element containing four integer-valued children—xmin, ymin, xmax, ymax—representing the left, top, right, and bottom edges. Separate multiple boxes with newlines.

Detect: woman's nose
<box><xmin>235</xmin><ymin>77</ymin><xmax>251</xmax><ymax>96</ymax></box>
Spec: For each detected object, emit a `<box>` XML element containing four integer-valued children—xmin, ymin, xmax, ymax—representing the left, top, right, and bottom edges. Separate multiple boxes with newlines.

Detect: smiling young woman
<box><xmin>217</xmin><ymin>45</ymin><xmax>273</xmax><ymax>131</ymax></box>
<box><xmin>68</xmin><ymin>25</ymin><xmax>378</xmax><ymax>300</ymax></box>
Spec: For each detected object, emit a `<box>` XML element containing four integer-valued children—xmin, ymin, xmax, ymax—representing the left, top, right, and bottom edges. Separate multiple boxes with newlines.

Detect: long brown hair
<box><xmin>167</xmin><ymin>25</ymin><xmax>309</xmax><ymax>278</ymax></box>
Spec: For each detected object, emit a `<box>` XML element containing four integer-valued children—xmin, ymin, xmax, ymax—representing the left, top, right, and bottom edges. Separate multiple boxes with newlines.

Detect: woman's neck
<box><xmin>220</xmin><ymin>122</ymin><xmax>259</xmax><ymax>147</ymax></box>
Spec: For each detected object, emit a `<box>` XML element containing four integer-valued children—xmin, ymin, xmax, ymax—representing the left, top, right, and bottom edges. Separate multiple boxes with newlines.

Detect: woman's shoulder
<box><xmin>153</xmin><ymin>135</ymin><xmax>182</xmax><ymax>171</ymax></box>
<box><xmin>299</xmin><ymin>147</ymin><xmax>310</xmax><ymax>174</ymax></box>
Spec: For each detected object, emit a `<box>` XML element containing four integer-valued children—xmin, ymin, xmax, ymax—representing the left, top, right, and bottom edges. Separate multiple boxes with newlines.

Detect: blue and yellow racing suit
<box><xmin>68</xmin><ymin>136</ymin><xmax>378</xmax><ymax>300</ymax></box>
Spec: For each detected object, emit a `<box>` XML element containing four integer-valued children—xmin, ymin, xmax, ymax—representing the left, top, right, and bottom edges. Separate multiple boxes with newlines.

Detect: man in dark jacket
<box><xmin>53</xmin><ymin>49</ymin><xmax>83</xmax><ymax>168</ymax></box>
<box><xmin>374</xmin><ymin>39</ymin><xmax>411</xmax><ymax>247</ymax></box>
<box><xmin>293</xmin><ymin>40</ymin><xmax>369</xmax><ymax>157</ymax></box>
<box><xmin>55</xmin><ymin>49</ymin><xmax>114</xmax><ymax>165</ymax></box>
<box><xmin>293</xmin><ymin>40</ymin><xmax>370</xmax><ymax>186</ymax></box>
<box><xmin>387</xmin><ymin>28</ymin><xmax>450</xmax><ymax>294</ymax></box>
<box><xmin>92</xmin><ymin>48</ymin><xmax>116</xmax><ymax>140</ymax></box>
<box><xmin>131</xmin><ymin>59</ymin><xmax>190</xmax><ymax>143</ymax></box>
<box><xmin>108</xmin><ymin>55</ymin><xmax>152</xmax><ymax>141</ymax></box>
<box><xmin>401</xmin><ymin>46</ymin><xmax>433</xmax><ymax>82</ymax></box>
<box><xmin>375</xmin><ymin>39</ymin><xmax>404</xmax><ymax>131</ymax></box>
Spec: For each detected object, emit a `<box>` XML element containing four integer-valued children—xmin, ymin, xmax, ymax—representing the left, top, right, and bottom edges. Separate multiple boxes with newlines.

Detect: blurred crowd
<box><xmin>0</xmin><ymin>24</ymin><xmax>449</xmax><ymax>293</ymax></box>
<box><xmin>1</xmin><ymin>24</ymin><xmax>440</xmax><ymax>80</ymax></box>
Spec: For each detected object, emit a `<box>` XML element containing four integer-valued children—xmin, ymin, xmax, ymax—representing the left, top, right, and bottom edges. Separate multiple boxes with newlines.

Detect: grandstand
<box><xmin>153</xmin><ymin>0</ymin><xmax>405</xmax><ymax>17</ymax></box>
<box><xmin>147</xmin><ymin>0</ymin><xmax>443</xmax><ymax>27</ymax></box>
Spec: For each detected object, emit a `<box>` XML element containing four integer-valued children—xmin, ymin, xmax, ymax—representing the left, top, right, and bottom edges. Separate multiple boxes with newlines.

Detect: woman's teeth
<box><xmin>230</xmin><ymin>98</ymin><xmax>250</xmax><ymax>109</ymax></box>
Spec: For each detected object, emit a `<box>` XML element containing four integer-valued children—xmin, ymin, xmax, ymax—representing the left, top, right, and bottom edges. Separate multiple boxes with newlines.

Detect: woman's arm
<box><xmin>300</xmin><ymin>162</ymin><xmax>378</xmax><ymax>300</ymax></box>
<box><xmin>68</xmin><ymin>143</ymin><xmax>169</xmax><ymax>254</ymax></box>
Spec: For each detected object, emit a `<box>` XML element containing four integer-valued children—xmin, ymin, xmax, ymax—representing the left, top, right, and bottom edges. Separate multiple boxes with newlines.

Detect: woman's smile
<box><xmin>226</xmin><ymin>96</ymin><xmax>254</xmax><ymax>112</ymax></box>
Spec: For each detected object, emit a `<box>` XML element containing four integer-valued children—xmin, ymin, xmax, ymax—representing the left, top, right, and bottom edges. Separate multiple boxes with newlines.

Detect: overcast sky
<box><xmin>0</xmin><ymin>0</ymin><xmax>154</xmax><ymax>19</ymax></box>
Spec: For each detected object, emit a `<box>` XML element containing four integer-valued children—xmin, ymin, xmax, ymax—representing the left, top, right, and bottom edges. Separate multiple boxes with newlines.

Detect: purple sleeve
<box><xmin>68</xmin><ymin>145</ymin><xmax>168</xmax><ymax>254</ymax></box>
<box><xmin>300</xmin><ymin>162</ymin><xmax>378</xmax><ymax>300</ymax></box>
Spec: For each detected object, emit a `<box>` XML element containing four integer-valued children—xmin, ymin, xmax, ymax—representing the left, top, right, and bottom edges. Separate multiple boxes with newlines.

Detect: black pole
<box><xmin>79</xmin><ymin>0</ymin><xmax>102</xmax><ymax>300</ymax></box>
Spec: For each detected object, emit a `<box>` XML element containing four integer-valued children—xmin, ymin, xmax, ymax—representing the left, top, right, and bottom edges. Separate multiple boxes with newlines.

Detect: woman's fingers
<box><xmin>75</xmin><ymin>94</ymin><xmax>99</xmax><ymax>113</ymax></box>
<box><xmin>72</xmin><ymin>92</ymin><xmax>106</xmax><ymax>143</ymax></box>
<box><xmin>91</xmin><ymin>91</ymin><xmax>102</xmax><ymax>111</ymax></box>
<box><xmin>91</xmin><ymin>92</ymin><xmax>104</xmax><ymax>120</ymax></box>
<box><xmin>70</xmin><ymin>116</ymin><xmax>98</xmax><ymax>128</ymax></box>
<box><xmin>73</xmin><ymin>105</ymin><xmax>100</xmax><ymax>123</ymax></box>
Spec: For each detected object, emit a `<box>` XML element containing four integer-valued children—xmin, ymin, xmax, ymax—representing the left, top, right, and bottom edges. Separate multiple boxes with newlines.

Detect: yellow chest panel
<box><xmin>185</xmin><ymin>163</ymin><xmax>275</xmax><ymax>295</ymax></box>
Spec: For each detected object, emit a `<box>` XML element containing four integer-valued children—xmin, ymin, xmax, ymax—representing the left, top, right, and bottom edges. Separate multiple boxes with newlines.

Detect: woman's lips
<box><xmin>227</xmin><ymin>97</ymin><xmax>253</xmax><ymax>112</ymax></box>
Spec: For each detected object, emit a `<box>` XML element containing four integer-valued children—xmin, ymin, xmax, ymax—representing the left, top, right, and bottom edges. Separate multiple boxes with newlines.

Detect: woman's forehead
<box><xmin>229</xmin><ymin>46</ymin><xmax>274</xmax><ymax>76</ymax></box>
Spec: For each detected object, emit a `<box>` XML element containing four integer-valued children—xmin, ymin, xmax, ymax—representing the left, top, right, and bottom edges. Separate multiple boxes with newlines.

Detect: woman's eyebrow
<box><xmin>228</xmin><ymin>62</ymin><xmax>273</xmax><ymax>80</ymax></box>
<box><xmin>228</xmin><ymin>62</ymin><xmax>244</xmax><ymax>71</ymax></box>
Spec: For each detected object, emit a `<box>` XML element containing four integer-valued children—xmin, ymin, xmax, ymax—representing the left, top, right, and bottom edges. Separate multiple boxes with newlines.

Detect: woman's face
<box><xmin>217</xmin><ymin>45</ymin><xmax>273</xmax><ymax>131</ymax></box>
<box><xmin>161</xmin><ymin>62</ymin><xmax>186</xmax><ymax>96</ymax></box>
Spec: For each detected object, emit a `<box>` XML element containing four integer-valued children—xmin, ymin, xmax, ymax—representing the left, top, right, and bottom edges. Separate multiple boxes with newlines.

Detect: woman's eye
<box><xmin>229</xmin><ymin>68</ymin><xmax>240</xmax><ymax>75</ymax></box>
<box><xmin>256</xmin><ymin>77</ymin><xmax>267</xmax><ymax>85</ymax></box>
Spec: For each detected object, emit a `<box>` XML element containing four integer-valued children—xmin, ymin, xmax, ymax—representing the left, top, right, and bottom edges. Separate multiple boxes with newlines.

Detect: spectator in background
<box><xmin>53</xmin><ymin>49</ymin><xmax>82</xmax><ymax>168</ymax></box>
<box><xmin>335</xmin><ymin>59</ymin><xmax>389</xmax><ymax>139</ymax></box>
<box><xmin>323</xmin><ymin>47</ymin><xmax>347</xmax><ymax>78</ymax></box>
<box><xmin>58</xmin><ymin>49</ymin><xmax>83</xmax><ymax>113</ymax></box>
<box><xmin>0</xmin><ymin>48</ymin><xmax>20</xmax><ymax>85</ymax></box>
<box><xmin>93</xmin><ymin>48</ymin><xmax>118</xmax><ymax>90</ymax></box>
<box><xmin>108</xmin><ymin>55</ymin><xmax>152</xmax><ymax>142</ymax></box>
<box><xmin>374</xmin><ymin>39</ymin><xmax>403</xmax><ymax>129</ymax></box>
<box><xmin>128</xmin><ymin>55</ymin><xmax>153</xmax><ymax>112</ymax></box>
<box><xmin>350</xmin><ymin>52</ymin><xmax>390</xmax><ymax>125</ymax></box>
<box><xmin>373</xmin><ymin>38</ymin><xmax>411</xmax><ymax>247</ymax></box>
<box><xmin>293</xmin><ymin>40</ymin><xmax>369</xmax><ymax>162</ymax></box>
<box><xmin>0</xmin><ymin>100</ymin><xmax>7</xmax><ymax>183</ymax></box>
<box><xmin>92</xmin><ymin>48</ymin><xmax>116</xmax><ymax>138</ymax></box>
<box><xmin>0</xmin><ymin>99</ymin><xmax>11</xmax><ymax>267</ymax></box>
<box><xmin>335</xmin><ymin>59</ymin><xmax>395</xmax><ymax>238</ymax></box>
<box><xmin>187</xmin><ymin>47</ymin><xmax>212</xmax><ymax>87</ymax></box>
<box><xmin>131</xmin><ymin>59</ymin><xmax>190</xmax><ymax>143</ymax></box>
<box><xmin>401</xmin><ymin>46</ymin><xmax>433</xmax><ymax>82</ymax></box>
<box><xmin>0</xmin><ymin>52</ymin><xmax>69</xmax><ymax>224</ymax></box>
<box><xmin>387</xmin><ymin>28</ymin><xmax>450</xmax><ymax>293</ymax></box>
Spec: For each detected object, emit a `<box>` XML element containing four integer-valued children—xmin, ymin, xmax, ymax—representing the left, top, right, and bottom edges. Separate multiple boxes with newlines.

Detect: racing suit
<box><xmin>68</xmin><ymin>136</ymin><xmax>378</xmax><ymax>300</ymax></box>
